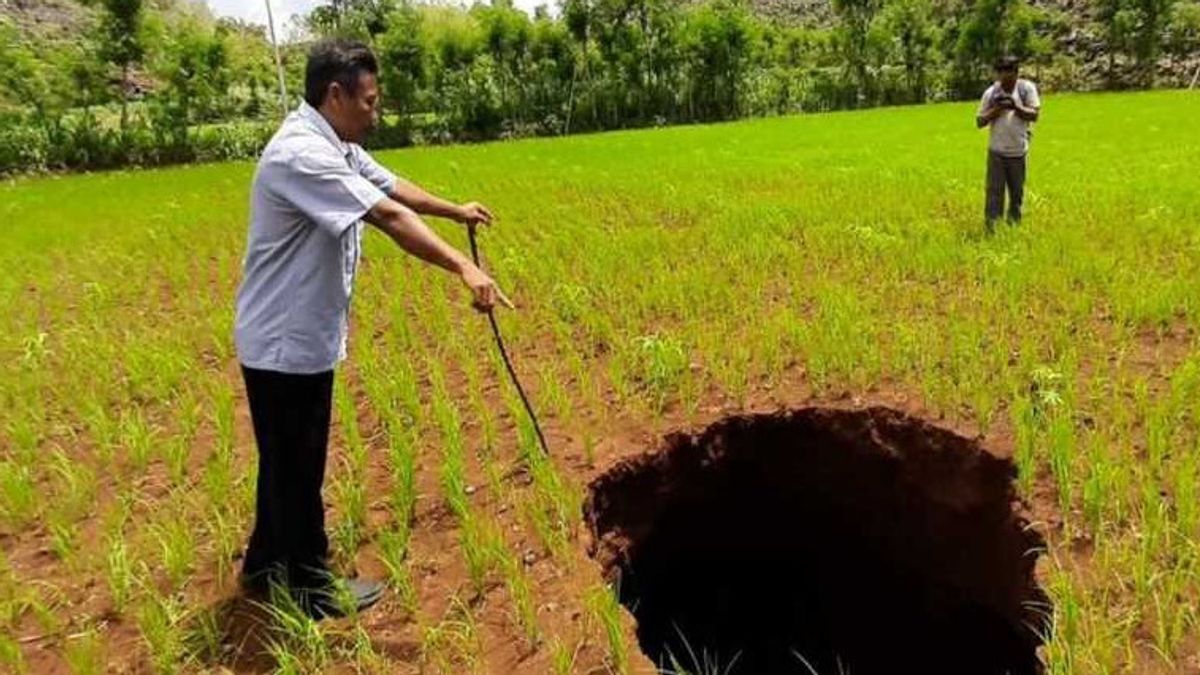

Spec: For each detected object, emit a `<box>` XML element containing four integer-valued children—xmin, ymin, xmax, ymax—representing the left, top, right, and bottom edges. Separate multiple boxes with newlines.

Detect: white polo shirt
<box><xmin>979</xmin><ymin>79</ymin><xmax>1041</xmax><ymax>157</ymax></box>
<box><xmin>235</xmin><ymin>101</ymin><xmax>397</xmax><ymax>374</ymax></box>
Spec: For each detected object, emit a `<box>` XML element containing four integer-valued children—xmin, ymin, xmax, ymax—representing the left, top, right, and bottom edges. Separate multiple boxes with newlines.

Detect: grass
<box><xmin>63</xmin><ymin>625</ymin><xmax>106</xmax><ymax>675</ymax></box>
<box><xmin>588</xmin><ymin>582</ymin><xmax>629</xmax><ymax>674</ymax></box>
<box><xmin>663</xmin><ymin>624</ymin><xmax>743</xmax><ymax>675</ymax></box>
<box><xmin>136</xmin><ymin>591</ymin><xmax>187</xmax><ymax>672</ymax></box>
<box><xmin>376</xmin><ymin>526</ymin><xmax>418</xmax><ymax>614</ymax></box>
<box><xmin>261</xmin><ymin>592</ymin><xmax>332</xmax><ymax>673</ymax></box>
<box><xmin>105</xmin><ymin>534</ymin><xmax>136</xmax><ymax>614</ymax></box>
<box><xmin>420</xmin><ymin>596</ymin><xmax>481</xmax><ymax>672</ymax></box>
<box><xmin>0</xmin><ymin>89</ymin><xmax>1198</xmax><ymax>671</ymax></box>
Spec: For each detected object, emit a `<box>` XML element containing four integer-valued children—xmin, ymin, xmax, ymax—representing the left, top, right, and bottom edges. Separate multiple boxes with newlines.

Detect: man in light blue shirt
<box><xmin>234</xmin><ymin>39</ymin><xmax>511</xmax><ymax>617</ymax></box>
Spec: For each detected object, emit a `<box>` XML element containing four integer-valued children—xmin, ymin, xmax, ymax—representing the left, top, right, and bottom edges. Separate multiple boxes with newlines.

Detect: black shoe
<box><xmin>239</xmin><ymin>559</ymin><xmax>334</xmax><ymax>598</ymax></box>
<box><xmin>298</xmin><ymin>577</ymin><xmax>385</xmax><ymax>620</ymax></box>
<box><xmin>238</xmin><ymin>569</ymin><xmax>273</xmax><ymax>597</ymax></box>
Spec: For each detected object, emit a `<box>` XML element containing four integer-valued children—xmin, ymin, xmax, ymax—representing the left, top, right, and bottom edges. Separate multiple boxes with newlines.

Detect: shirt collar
<box><xmin>297</xmin><ymin>101</ymin><xmax>350</xmax><ymax>157</ymax></box>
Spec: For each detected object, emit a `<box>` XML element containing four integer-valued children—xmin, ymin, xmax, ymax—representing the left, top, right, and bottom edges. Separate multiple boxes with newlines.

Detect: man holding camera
<box><xmin>976</xmin><ymin>56</ymin><xmax>1041</xmax><ymax>230</ymax></box>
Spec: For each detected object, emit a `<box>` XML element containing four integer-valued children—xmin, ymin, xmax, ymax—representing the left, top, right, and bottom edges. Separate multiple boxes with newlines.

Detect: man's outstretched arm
<box><xmin>389</xmin><ymin>177</ymin><xmax>494</xmax><ymax>227</ymax></box>
<box><xmin>352</xmin><ymin>146</ymin><xmax>494</xmax><ymax>226</ymax></box>
<box><xmin>364</xmin><ymin>197</ymin><xmax>513</xmax><ymax>311</ymax></box>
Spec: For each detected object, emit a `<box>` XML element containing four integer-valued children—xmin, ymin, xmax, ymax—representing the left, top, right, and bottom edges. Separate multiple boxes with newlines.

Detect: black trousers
<box><xmin>985</xmin><ymin>150</ymin><xmax>1027</xmax><ymax>226</ymax></box>
<box><xmin>241</xmin><ymin>365</ymin><xmax>334</xmax><ymax>590</ymax></box>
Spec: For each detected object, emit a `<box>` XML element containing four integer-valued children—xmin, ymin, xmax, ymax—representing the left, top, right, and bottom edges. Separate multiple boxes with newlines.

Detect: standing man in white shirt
<box><xmin>234</xmin><ymin>39</ymin><xmax>512</xmax><ymax>618</ymax></box>
<box><xmin>976</xmin><ymin>56</ymin><xmax>1041</xmax><ymax>231</ymax></box>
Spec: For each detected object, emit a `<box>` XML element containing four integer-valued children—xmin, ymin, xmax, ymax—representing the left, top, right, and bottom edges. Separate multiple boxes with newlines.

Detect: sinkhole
<box><xmin>584</xmin><ymin>407</ymin><xmax>1051</xmax><ymax>675</ymax></box>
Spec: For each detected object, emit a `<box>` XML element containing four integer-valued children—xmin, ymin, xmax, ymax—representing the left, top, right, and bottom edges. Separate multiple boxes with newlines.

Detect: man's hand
<box><xmin>460</xmin><ymin>262</ymin><xmax>514</xmax><ymax>312</ymax></box>
<box><xmin>1013</xmin><ymin>103</ymin><xmax>1039</xmax><ymax>122</ymax></box>
<box><xmin>977</xmin><ymin>105</ymin><xmax>1002</xmax><ymax>127</ymax></box>
<box><xmin>456</xmin><ymin>202</ymin><xmax>495</xmax><ymax>228</ymax></box>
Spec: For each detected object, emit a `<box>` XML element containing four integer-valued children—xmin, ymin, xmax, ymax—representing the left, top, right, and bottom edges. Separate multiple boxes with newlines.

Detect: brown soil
<box><xmin>585</xmin><ymin>406</ymin><xmax>1051</xmax><ymax>675</ymax></box>
<box><xmin>23</xmin><ymin>329</ymin><xmax>1178</xmax><ymax>673</ymax></box>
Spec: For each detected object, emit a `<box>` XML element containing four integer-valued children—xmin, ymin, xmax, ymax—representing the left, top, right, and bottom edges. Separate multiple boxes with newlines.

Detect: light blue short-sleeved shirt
<box><xmin>235</xmin><ymin>102</ymin><xmax>397</xmax><ymax>374</ymax></box>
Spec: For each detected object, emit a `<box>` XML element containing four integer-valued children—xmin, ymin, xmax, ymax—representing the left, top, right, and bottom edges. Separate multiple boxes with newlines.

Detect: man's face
<box><xmin>996</xmin><ymin>67</ymin><xmax>1018</xmax><ymax>88</ymax></box>
<box><xmin>328</xmin><ymin>72</ymin><xmax>380</xmax><ymax>143</ymax></box>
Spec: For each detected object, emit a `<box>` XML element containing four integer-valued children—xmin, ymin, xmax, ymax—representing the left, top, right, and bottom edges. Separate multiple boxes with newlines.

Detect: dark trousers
<box><xmin>985</xmin><ymin>151</ymin><xmax>1027</xmax><ymax>227</ymax></box>
<box><xmin>241</xmin><ymin>365</ymin><xmax>334</xmax><ymax>591</ymax></box>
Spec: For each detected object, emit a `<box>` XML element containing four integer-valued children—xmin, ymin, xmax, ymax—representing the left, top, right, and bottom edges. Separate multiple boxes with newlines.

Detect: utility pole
<box><xmin>265</xmin><ymin>0</ymin><xmax>289</xmax><ymax>117</ymax></box>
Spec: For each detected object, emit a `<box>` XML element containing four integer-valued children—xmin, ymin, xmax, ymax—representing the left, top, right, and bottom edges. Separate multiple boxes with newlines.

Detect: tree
<box><xmin>475</xmin><ymin>0</ymin><xmax>534</xmax><ymax>123</ymax></box>
<box><xmin>880</xmin><ymin>0</ymin><xmax>937</xmax><ymax>102</ymax></box>
<box><xmin>562</xmin><ymin>0</ymin><xmax>594</xmax><ymax>131</ymax></box>
<box><xmin>377</xmin><ymin>5</ymin><xmax>426</xmax><ymax>120</ymax></box>
<box><xmin>1132</xmin><ymin>0</ymin><xmax>1176</xmax><ymax>85</ymax></box>
<box><xmin>951</xmin><ymin>0</ymin><xmax>1047</xmax><ymax>96</ymax></box>
<box><xmin>1095</xmin><ymin>0</ymin><xmax>1172</xmax><ymax>86</ymax></box>
<box><xmin>586</xmin><ymin>0</ymin><xmax>681</xmax><ymax>125</ymax></box>
<box><xmin>833</xmin><ymin>0</ymin><xmax>885</xmax><ymax>105</ymax></box>
<box><xmin>679</xmin><ymin>0</ymin><xmax>757</xmax><ymax>120</ymax></box>
<box><xmin>1165</xmin><ymin>0</ymin><xmax>1200</xmax><ymax>73</ymax></box>
<box><xmin>0</xmin><ymin>19</ymin><xmax>49</xmax><ymax>117</ymax></box>
<box><xmin>66</xmin><ymin>42</ymin><xmax>112</xmax><ymax>113</ymax></box>
<box><xmin>158</xmin><ymin>21</ymin><xmax>232</xmax><ymax>124</ymax></box>
<box><xmin>528</xmin><ymin>14</ymin><xmax>574</xmax><ymax>130</ymax></box>
<box><xmin>215</xmin><ymin>18</ymin><xmax>278</xmax><ymax>118</ymax></box>
<box><xmin>98</xmin><ymin>0</ymin><xmax>146</xmax><ymax>131</ymax></box>
<box><xmin>308</xmin><ymin>0</ymin><xmax>398</xmax><ymax>42</ymax></box>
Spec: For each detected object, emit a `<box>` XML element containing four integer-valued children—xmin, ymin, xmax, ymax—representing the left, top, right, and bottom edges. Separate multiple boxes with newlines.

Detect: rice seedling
<box><xmin>150</xmin><ymin>510</ymin><xmax>197</xmax><ymax>591</ymax></box>
<box><xmin>376</xmin><ymin>527</ymin><xmax>418</xmax><ymax>614</ymax></box>
<box><xmin>105</xmin><ymin>534</ymin><xmax>136</xmax><ymax>615</ymax></box>
<box><xmin>587</xmin><ymin>582</ymin><xmax>629</xmax><ymax>675</ymax></box>
<box><xmin>63</xmin><ymin>625</ymin><xmax>106</xmax><ymax>675</ymax></box>
<box><xmin>420</xmin><ymin>596</ymin><xmax>481</xmax><ymax>673</ymax></box>
<box><xmin>136</xmin><ymin>591</ymin><xmax>187</xmax><ymax>674</ymax></box>
<box><xmin>0</xmin><ymin>460</ymin><xmax>38</xmax><ymax>530</ymax></box>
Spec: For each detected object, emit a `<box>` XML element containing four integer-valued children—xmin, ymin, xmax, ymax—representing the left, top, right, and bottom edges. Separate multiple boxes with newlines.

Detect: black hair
<box><xmin>994</xmin><ymin>55</ymin><xmax>1020</xmax><ymax>72</ymax></box>
<box><xmin>304</xmin><ymin>39</ymin><xmax>379</xmax><ymax>107</ymax></box>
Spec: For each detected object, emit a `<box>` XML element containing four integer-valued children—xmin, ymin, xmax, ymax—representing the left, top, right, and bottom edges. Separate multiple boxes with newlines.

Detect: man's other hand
<box><xmin>460</xmin><ymin>262</ymin><xmax>514</xmax><ymax>312</ymax></box>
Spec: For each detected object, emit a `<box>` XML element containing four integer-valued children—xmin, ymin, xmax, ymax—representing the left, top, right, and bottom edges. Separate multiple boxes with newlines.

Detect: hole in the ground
<box><xmin>585</xmin><ymin>407</ymin><xmax>1051</xmax><ymax>675</ymax></box>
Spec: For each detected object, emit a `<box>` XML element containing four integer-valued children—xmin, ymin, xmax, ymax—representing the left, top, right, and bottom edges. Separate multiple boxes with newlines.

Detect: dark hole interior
<box><xmin>585</xmin><ymin>407</ymin><xmax>1051</xmax><ymax>675</ymax></box>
